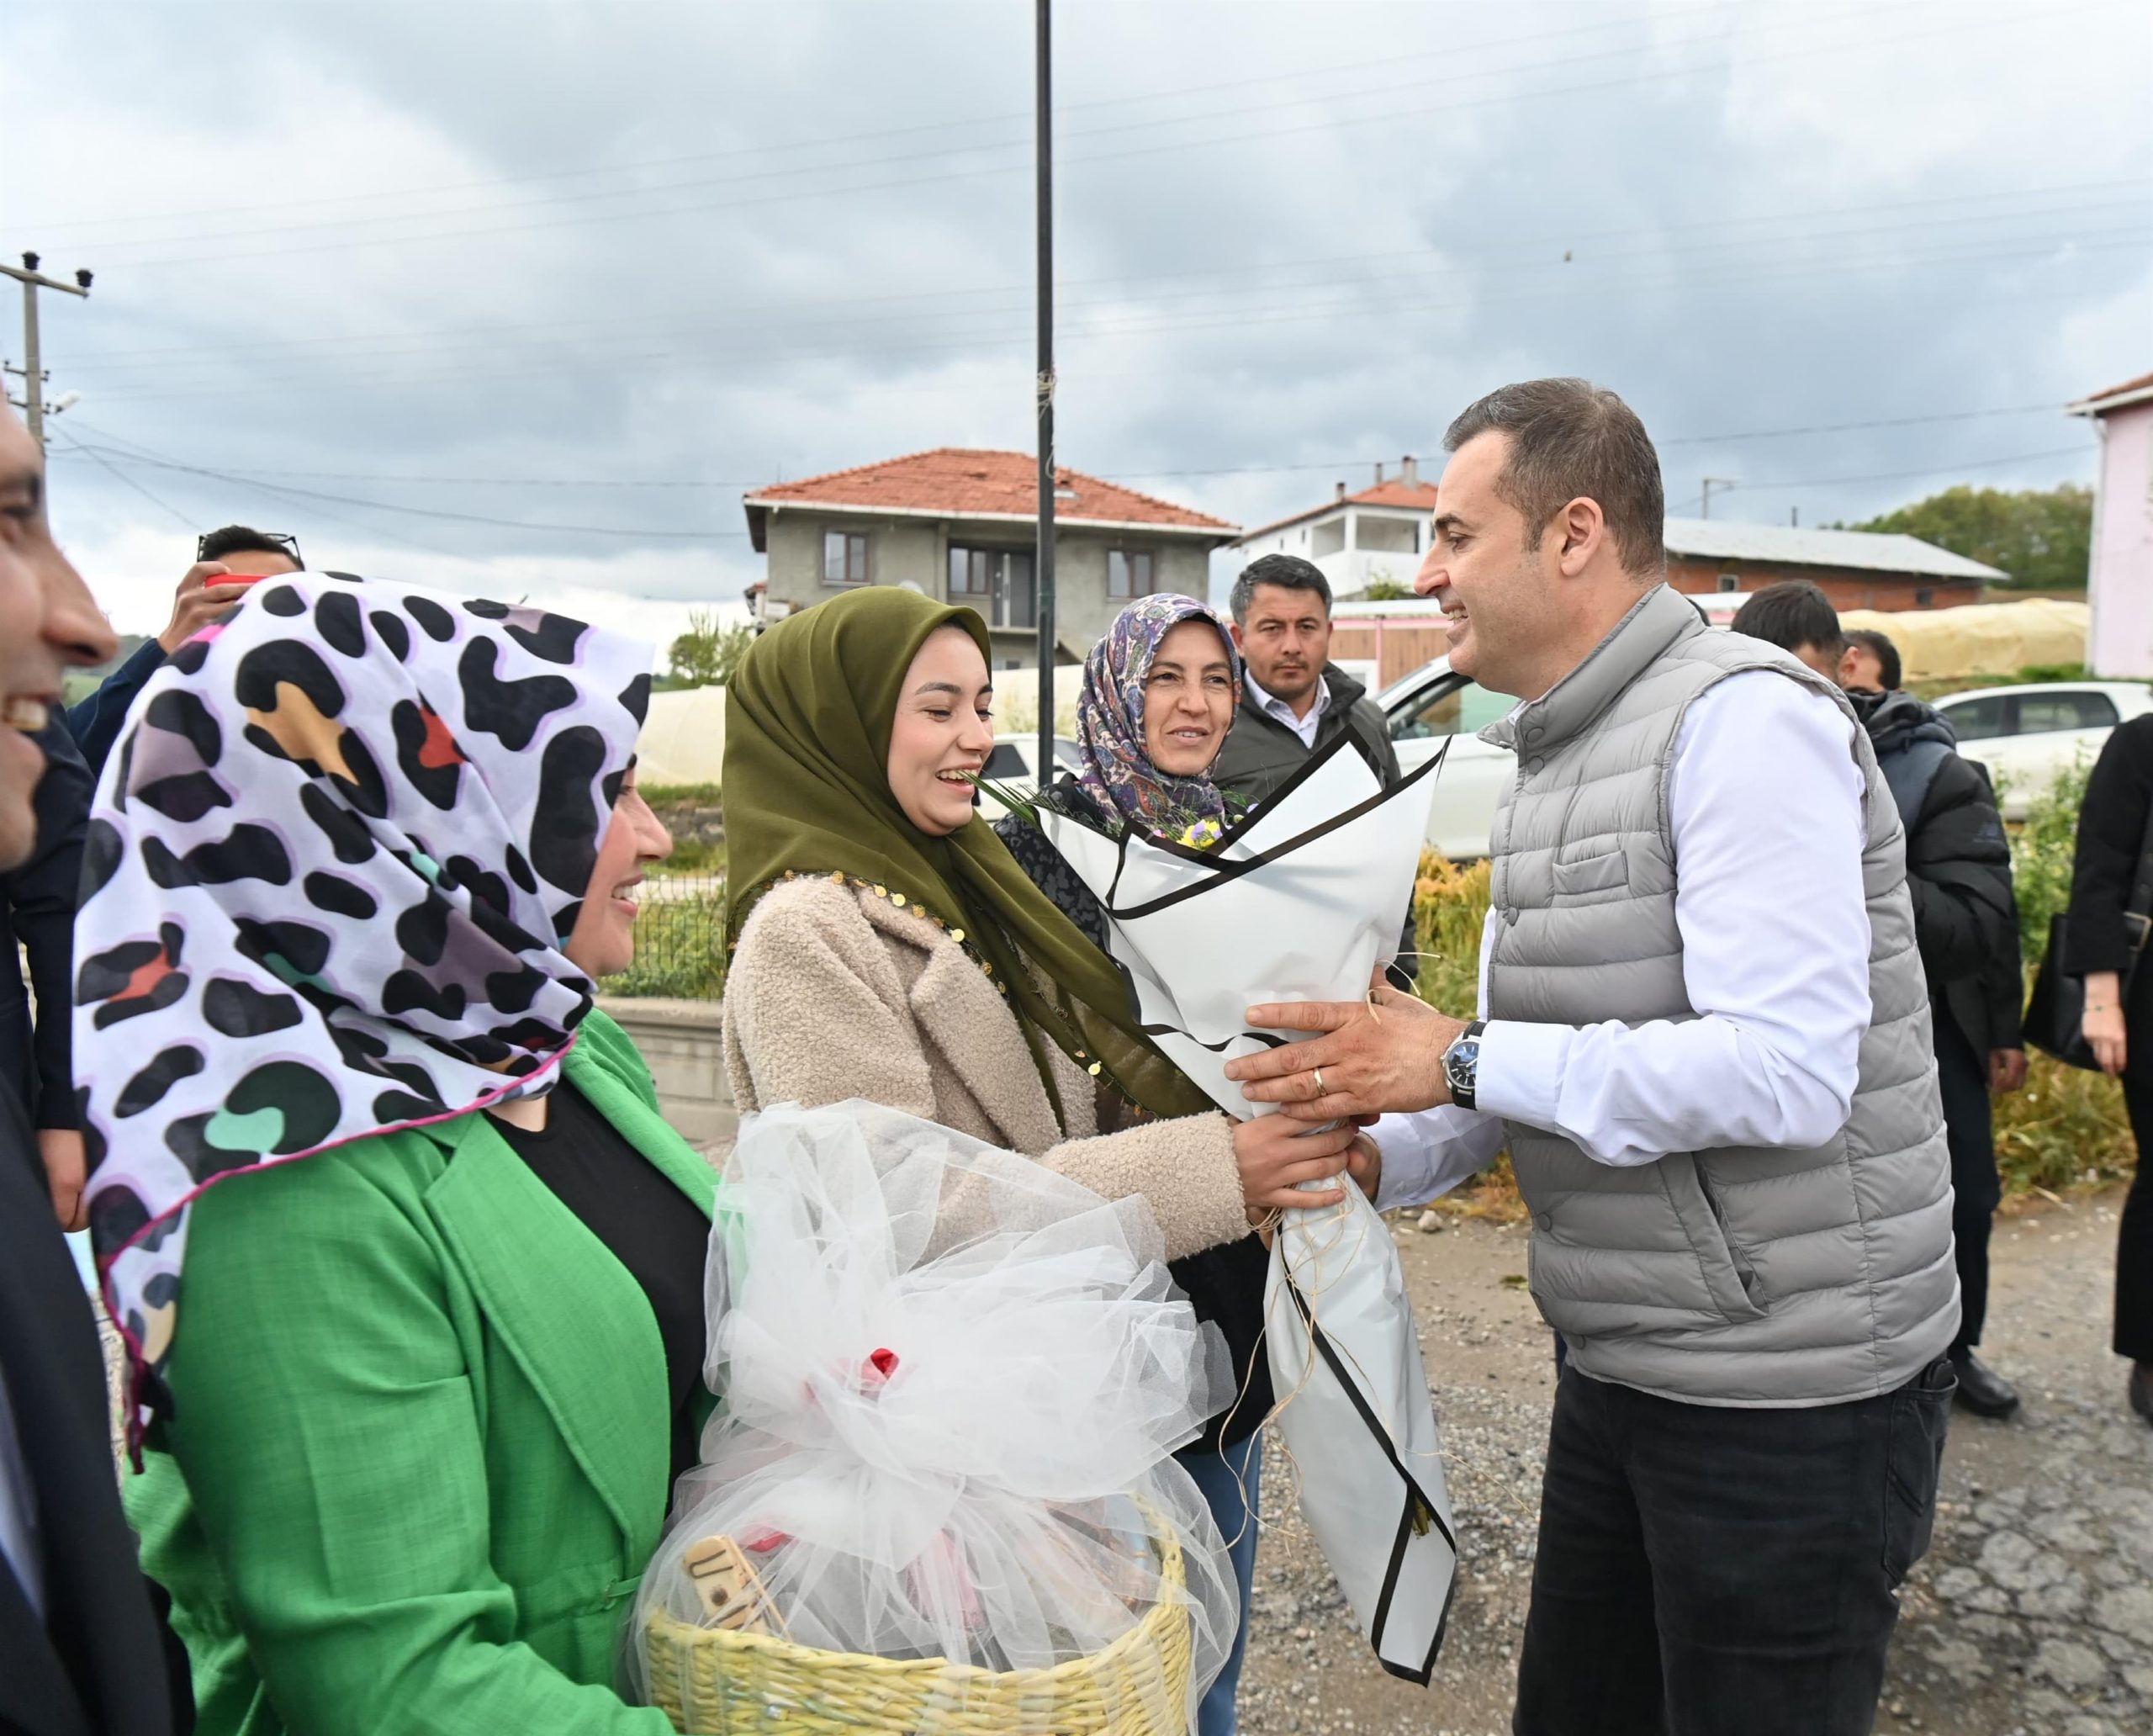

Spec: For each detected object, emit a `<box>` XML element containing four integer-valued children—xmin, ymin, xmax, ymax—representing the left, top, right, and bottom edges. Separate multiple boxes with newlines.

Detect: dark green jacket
<box><xmin>1212</xmin><ymin>664</ymin><xmax>1417</xmax><ymax>982</ymax></box>
<box><xmin>126</xmin><ymin>1011</ymin><xmax>716</xmax><ymax>1736</ymax></box>
<box><xmin>1210</xmin><ymin>663</ymin><xmax>1402</xmax><ymax>808</ymax></box>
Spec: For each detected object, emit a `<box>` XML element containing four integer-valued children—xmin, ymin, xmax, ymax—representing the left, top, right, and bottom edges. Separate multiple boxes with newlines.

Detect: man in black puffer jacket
<box><xmin>1734</xmin><ymin>587</ymin><xmax>2023</xmax><ymax>1418</ymax></box>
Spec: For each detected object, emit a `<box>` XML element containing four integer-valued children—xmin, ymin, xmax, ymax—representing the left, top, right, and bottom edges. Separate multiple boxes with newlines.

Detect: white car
<box><xmin>1930</xmin><ymin>681</ymin><xmax>2153</xmax><ymax>818</ymax></box>
<box><xmin>974</xmin><ymin>734</ymin><xmax>1085</xmax><ymax>823</ymax></box>
<box><xmin>1377</xmin><ymin>658</ymin><xmax>1516</xmax><ymax>860</ymax></box>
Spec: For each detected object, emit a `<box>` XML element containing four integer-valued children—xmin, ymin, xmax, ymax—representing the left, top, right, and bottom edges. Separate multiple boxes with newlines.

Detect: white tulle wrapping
<box><xmin>630</xmin><ymin>1099</ymin><xmax>1237</xmax><ymax>1723</ymax></box>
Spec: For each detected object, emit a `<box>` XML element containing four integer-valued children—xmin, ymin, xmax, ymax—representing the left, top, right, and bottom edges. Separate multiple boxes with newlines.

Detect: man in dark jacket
<box><xmin>0</xmin><ymin>399</ymin><xmax>183</xmax><ymax>1736</ymax></box>
<box><xmin>1734</xmin><ymin>585</ymin><xmax>2024</xmax><ymax>1416</ymax></box>
<box><xmin>63</xmin><ymin>526</ymin><xmax>298</xmax><ymax>774</ymax></box>
<box><xmin>1212</xmin><ymin>554</ymin><xmax>1417</xmax><ymax>986</ymax></box>
<box><xmin>3</xmin><ymin>718</ymin><xmax>93</xmax><ymax>1228</ymax></box>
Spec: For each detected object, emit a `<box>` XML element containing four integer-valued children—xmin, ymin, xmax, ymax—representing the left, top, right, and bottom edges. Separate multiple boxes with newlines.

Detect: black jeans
<box><xmin>2116</xmin><ymin>1071</ymin><xmax>2153</xmax><ymax>1362</ymax></box>
<box><xmin>1513</xmin><ymin>1358</ymin><xmax>1955</xmax><ymax>1736</ymax></box>
<box><xmin>1933</xmin><ymin>1008</ymin><xmax>2000</xmax><ymax>1353</ymax></box>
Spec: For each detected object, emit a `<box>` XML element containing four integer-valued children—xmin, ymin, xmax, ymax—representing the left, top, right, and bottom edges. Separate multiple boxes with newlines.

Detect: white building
<box><xmin>1227</xmin><ymin>458</ymin><xmax>1438</xmax><ymax>598</ymax></box>
<box><xmin>2070</xmin><ymin>370</ymin><xmax>2153</xmax><ymax>678</ymax></box>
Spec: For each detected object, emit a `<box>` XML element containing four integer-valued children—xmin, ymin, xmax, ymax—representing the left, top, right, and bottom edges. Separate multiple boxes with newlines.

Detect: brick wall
<box><xmin>1667</xmin><ymin>558</ymin><xmax>1984</xmax><ymax>613</ymax></box>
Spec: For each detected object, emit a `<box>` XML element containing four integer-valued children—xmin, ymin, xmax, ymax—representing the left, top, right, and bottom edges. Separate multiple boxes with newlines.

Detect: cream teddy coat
<box><xmin>722</xmin><ymin>876</ymin><xmax>1250</xmax><ymax>1261</ymax></box>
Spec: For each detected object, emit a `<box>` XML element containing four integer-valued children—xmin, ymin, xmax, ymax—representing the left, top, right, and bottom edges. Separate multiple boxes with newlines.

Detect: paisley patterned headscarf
<box><xmin>78</xmin><ymin>573</ymin><xmax>650</xmax><ymax>1431</ymax></box>
<box><xmin>1074</xmin><ymin>593</ymin><xmax>1240</xmax><ymax>834</ymax></box>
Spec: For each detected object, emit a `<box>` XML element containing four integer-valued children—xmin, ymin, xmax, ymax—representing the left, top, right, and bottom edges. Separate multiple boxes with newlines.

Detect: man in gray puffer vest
<box><xmin>1225</xmin><ymin>378</ymin><xmax>1959</xmax><ymax>1736</ymax></box>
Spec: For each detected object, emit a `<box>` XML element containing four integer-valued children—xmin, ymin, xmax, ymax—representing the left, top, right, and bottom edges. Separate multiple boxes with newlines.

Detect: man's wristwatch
<box><xmin>1442</xmin><ymin>1020</ymin><xmax>1486</xmax><ymax>1111</ymax></box>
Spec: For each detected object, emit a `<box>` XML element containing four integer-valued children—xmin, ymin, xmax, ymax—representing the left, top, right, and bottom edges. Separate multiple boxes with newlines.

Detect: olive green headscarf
<box><xmin>723</xmin><ymin>585</ymin><xmax>1211</xmax><ymax>1124</ymax></box>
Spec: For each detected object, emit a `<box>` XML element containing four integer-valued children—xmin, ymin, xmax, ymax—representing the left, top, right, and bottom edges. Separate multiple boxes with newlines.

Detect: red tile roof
<box><xmin>741</xmin><ymin>448</ymin><xmax>1235</xmax><ymax>546</ymax></box>
<box><xmin>2071</xmin><ymin>369</ymin><xmax>2153</xmax><ymax>415</ymax></box>
<box><xmin>1234</xmin><ymin>475</ymin><xmax>1440</xmax><ymax>545</ymax></box>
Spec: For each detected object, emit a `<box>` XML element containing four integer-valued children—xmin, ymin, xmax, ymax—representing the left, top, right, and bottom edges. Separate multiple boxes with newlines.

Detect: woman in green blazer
<box><xmin>77</xmin><ymin>574</ymin><xmax>711</xmax><ymax>1733</ymax></box>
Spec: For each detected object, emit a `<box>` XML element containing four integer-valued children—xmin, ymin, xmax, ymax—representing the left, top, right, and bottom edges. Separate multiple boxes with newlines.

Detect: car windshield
<box><xmin>1389</xmin><ymin>676</ymin><xmax>1511</xmax><ymax>741</ymax></box>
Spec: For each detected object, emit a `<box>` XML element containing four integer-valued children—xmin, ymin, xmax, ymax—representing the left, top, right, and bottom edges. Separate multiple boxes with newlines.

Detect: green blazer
<box><xmin>127</xmin><ymin>1012</ymin><xmax>716</xmax><ymax>1736</ymax></box>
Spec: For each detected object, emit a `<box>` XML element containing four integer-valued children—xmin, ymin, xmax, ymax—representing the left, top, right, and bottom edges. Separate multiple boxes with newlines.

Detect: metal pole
<box><xmin>1</xmin><ymin>254</ymin><xmax>92</xmax><ymax>458</ymax></box>
<box><xmin>19</xmin><ymin>278</ymin><xmax>41</xmax><ymax>447</ymax></box>
<box><xmin>1033</xmin><ymin>0</ymin><xmax>1056</xmax><ymax>787</ymax></box>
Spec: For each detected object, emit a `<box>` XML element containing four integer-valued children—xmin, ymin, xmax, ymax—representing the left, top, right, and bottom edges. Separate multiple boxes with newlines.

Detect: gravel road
<box><xmin>1234</xmin><ymin>1187</ymin><xmax>2151</xmax><ymax>1736</ymax></box>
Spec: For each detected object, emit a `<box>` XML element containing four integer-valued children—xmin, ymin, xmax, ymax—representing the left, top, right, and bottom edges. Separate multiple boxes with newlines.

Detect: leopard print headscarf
<box><xmin>77</xmin><ymin>572</ymin><xmax>649</xmax><ymax>1432</ymax></box>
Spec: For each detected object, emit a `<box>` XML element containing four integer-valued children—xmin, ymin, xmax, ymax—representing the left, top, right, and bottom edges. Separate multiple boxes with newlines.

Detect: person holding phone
<box><xmin>63</xmin><ymin>526</ymin><xmax>304</xmax><ymax>775</ymax></box>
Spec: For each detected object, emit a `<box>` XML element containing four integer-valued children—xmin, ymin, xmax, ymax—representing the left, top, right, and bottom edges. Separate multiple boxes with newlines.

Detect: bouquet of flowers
<box><xmin>1034</xmin><ymin>734</ymin><xmax>1460</xmax><ymax>1683</ymax></box>
<box><xmin>632</xmin><ymin>1099</ymin><xmax>1238</xmax><ymax>1732</ymax></box>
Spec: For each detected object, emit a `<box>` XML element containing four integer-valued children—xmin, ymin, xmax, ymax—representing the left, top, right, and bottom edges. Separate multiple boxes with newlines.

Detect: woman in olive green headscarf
<box><xmin>719</xmin><ymin>585</ymin><xmax>1357</xmax><ymax>1261</ymax></box>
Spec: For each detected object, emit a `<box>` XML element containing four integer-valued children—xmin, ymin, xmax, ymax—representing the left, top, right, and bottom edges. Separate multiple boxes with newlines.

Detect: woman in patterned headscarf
<box><xmin>81</xmin><ymin>572</ymin><xmax>705</xmax><ymax>1734</ymax></box>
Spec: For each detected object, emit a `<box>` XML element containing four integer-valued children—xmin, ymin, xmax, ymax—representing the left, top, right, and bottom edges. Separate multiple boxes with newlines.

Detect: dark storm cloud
<box><xmin>3</xmin><ymin>0</ymin><xmax>2144</xmax><ymax>632</ymax></box>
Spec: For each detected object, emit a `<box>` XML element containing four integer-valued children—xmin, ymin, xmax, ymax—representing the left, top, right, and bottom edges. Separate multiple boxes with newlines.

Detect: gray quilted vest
<box><xmin>1481</xmin><ymin>584</ymin><xmax>1959</xmax><ymax>1407</ymax></box>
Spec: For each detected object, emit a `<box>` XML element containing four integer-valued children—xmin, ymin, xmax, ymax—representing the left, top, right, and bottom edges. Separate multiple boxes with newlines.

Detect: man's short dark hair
<box><xmin>1844</xmin><ymin>627</ymin><xmax>1902</xmax><ymax>691</ymax></box>
<box><xmin>198</xmin><ymin>525</ymin><xmax>301</xmax><ymax>567</ymax></box>
<box><xmin>1442</xmin><ymin>378</ymin><xmax>1665</xmax><ymax>580</ymax></box>
<box><xmin>1230</xmin><ymin>553</ymin><xmax>1331</xmax><ymax>624</ymax></box>
<box><xmin>1731</xmin><ymin>580</ymin><xmax>1844</xmax><ymax>659</ymax></box>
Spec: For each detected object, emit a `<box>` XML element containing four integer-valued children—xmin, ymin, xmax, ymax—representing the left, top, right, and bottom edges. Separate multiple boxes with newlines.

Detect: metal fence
<box><xmin>603</xmin><ymin>871</ymin><xmax>727</xmax><ymax>1000</ymax></box>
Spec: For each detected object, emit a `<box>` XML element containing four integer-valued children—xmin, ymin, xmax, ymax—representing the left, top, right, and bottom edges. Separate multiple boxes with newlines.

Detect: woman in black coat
<box><xmin>2064</xmin><ymin>712</ymin><xmax>2153</xmax><ymax>1425</ymax></box>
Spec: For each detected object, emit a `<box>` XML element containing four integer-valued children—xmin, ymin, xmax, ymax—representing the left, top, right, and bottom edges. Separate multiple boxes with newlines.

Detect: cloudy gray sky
<box><xmin>4</xmin><ymin>0</ymin><xmax>2147</xmax><ymax>654</ymax></box>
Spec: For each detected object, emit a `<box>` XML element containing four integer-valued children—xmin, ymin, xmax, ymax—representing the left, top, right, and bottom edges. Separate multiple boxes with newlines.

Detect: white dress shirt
<box><xmin>1246</xmin><ymin>671</ymin><xmax>1331</xmax><ymax>749</ymax></box>
<box><xmin>1372</xmin><ymin>670</ymin><xmax>1871</xmax><ymax>1211</ymax></box>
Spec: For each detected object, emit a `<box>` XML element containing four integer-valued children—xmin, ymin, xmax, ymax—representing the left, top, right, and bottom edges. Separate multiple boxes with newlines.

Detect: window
<box><xmin>822</xmin><ymin>530</ymin><xmax>869</xmax><ymax>586</ymax></box>
<box><xmin>1717</xmin><ymin>573</ymin><xmax>1741</xmax><ymax>594</ymax></box>
<box><xmin>1354</xmin><ymin>516</ymin><xmax>1418</xmax><ymax>554</ymax></box>
<box><xmin>1938</xmin><ymin>693</ymin><xmax>2008</xmax><ymax>742</ymax></box>
<box><xmin>947</xmin><ymin>545</ymin><xmax>1035</xmax><ymax>629</ymax></box>
<box><xmin>1915</xmin><ymin>587</ymin><xmax>1935</xmax><ymax>607</ymax></box>
<box><xmin>1387</xmin><ymin>674</ymin><xmax>1510</xmax><ymax>741</ymax></box>
<box><xmin>1108</xmin><ymin>549</ymin><xmax>1156</xmax><ymax>600</ymax></box>
<box><xmin>2014</xmin><ymin>690</ymin><xmax>2119</xmax><ymax>735</ymax></box>
<box><xmin>981</xmin><ymin>743</ymin><xmax>1029</xmax><ymax>780</ymax></box>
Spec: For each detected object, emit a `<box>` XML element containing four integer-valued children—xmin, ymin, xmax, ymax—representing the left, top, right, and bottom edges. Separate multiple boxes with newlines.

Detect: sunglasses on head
<box><xmin>197</xmin><ymin>531</ymin><xmax>304</xmax><ymax>567</ymax></box>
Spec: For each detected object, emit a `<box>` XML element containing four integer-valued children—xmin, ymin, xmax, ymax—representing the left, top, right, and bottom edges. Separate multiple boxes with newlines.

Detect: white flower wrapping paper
<box><xmin>1037</xmin><ymin>733</ymin><xmax>1461</xmax><ymax>1681</ymax></box>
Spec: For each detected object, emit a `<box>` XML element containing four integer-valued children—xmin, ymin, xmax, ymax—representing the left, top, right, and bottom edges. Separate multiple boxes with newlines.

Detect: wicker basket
<box><xmin>643</xmin><ymin>1516</ymin><xmax>1193</xmax><ymax>1734</ymax></box>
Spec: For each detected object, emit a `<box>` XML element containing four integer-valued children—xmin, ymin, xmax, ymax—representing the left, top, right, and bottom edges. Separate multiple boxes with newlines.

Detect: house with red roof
<box><xmin>1225</xmin><ymin>457</ymin><xmax>1438</xmax><ymax>601</ymax></box>
<box><xmin>2071</xmin><ymin>369</ymin><xmax>2153</xmax><ymax>677</ymax></box>
<box><xmin>742</xmin><ymin>448</ymin><xmax>1240</xmax><ymax>666</ymax></box>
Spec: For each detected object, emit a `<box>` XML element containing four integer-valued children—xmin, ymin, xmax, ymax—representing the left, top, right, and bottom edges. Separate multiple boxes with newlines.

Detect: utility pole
<box><xmin>1700</xmin><ymin>477</ymin><xmax>1736</xmax><ymax>520</ymax></box>
<box><xmin>1033</xmin><ymin>0</ymin><xmax>1057</xmax><ymax>786</ymax></box>
<box><xmin>1</xmin><ymin>251</ymin><xmax>93</xmax><ymax>450</ymax></box>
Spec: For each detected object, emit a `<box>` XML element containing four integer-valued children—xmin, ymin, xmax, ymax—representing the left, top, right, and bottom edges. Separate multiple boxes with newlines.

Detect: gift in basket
<box><xmin>632</xmin><ymin>1099</ymin><xmax>1237</xmax><ymax>1734</ymax></box>
<box><xmin>1034</xmin><ymin>732</ymin><xmax>1462</xmax><ymax>1684</ymax></box>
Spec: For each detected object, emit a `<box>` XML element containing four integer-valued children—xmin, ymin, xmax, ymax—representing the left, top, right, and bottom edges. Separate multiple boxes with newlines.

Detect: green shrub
<box><xmin>600</xmin><ymin>879</ymin><xmax>727</xmax><ymax>1001</ymax></box>
<box><xmin>2008</xmin><ymin>748</ymin><xmax>2092</xmax><ymax>944</ymax></box>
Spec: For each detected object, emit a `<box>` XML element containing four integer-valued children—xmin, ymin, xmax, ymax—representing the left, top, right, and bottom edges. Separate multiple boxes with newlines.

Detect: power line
<box><xmin>61</xmin><ymin>176</ymin><xmax>2149</xmax><ymax>375</ymax></box>
<box><xmin>49</xmin><ymin>425</ymin><xmax>196</xmax><ymax>530</ymax></box>
<box><xmin>13</xmin><ymin>3</ymin><xmax>1738</xmax><ymax>236</ymax></box>
<box><xmin>91</xmin><ymin>0</ymin><xmax>2099</xmax><ymax>272</ymax></box>
<box><xmin>77</xmin><ymin>222</ymin><xmax>2149</xmax><ymax>408</ymax></box>
<box><xmin>1667</xmin><ymin>445</ymin><xmax>2096</xmax><ymax>511</ymax></box>
<box><xmin>63</xmin><ymin>442</ymin><xmax>753</xmax><ymax>539</ymax></box>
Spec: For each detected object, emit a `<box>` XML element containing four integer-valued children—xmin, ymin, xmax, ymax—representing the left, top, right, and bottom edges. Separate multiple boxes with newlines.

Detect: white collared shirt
<box><xmin>1246</xmin><ymin>670</ymin><xmax>1330</xmax><ymax>749</ymax></box>
<box><xmin>1372</xmin><ymin>670</ymin><xmax>1872</xmax><ymax>1209</ymax></box>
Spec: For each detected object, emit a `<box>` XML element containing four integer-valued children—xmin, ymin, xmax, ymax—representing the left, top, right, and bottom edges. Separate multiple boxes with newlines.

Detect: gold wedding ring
<box><xmin>1312</xmin><ymin>1066</ymin><xmax>1327</xmax><ymax>1098</ymax></box>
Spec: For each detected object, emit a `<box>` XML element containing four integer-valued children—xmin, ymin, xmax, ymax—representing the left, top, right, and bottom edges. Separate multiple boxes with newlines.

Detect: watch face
<box><xmin>1446</xmin><ymin>1035</ymin><xmax>1479</xmax><ymax>1093</ymax></box>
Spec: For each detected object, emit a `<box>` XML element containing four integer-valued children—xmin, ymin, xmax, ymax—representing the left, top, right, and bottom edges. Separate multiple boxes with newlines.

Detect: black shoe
<box><xmin>1950</xmin><ymin>1350</ymin><xmax>2020</xmax><ymax>1419</ymax></box>
<box><xmin>2131</xmin><ymin>1361</ymin><xmax>2153</xmax><ymax>1426</ymax></box>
